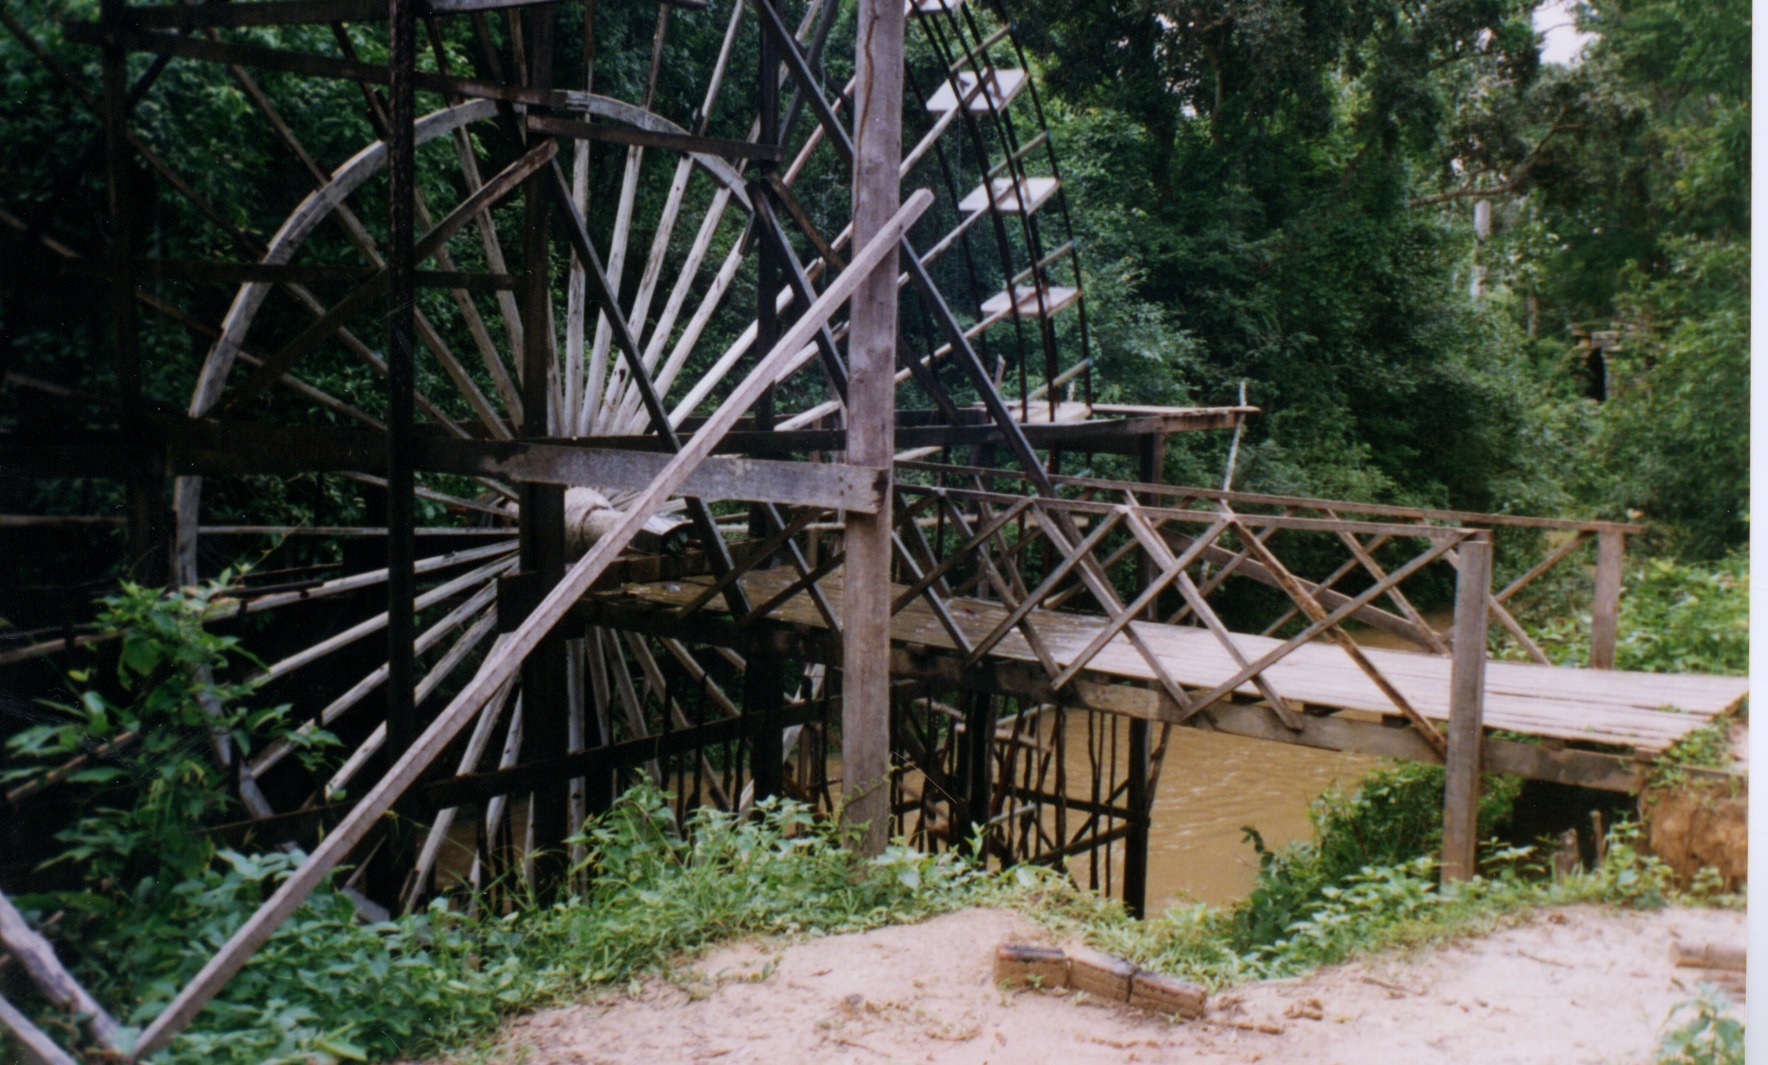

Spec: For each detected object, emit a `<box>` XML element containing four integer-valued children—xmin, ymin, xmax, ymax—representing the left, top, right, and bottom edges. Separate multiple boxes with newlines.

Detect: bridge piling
<box><xmin>1443</xmin><ymin>535</ymin><xmax>1493</xmax><ymax>881</ymax></box>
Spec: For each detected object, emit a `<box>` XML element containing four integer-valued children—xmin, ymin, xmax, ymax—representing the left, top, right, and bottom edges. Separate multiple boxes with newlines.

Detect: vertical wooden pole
<box><xmin>1122</xmin><ymin>433</ymin><xmax>1166</xmax><ymax>918</ymax></box>
<box><xmin>380</xmin><ymin>0</ymin><xmax>419</xmax><ymax>903</ymax></box>
<box><xmin>754</xmin><ymin>0</ymin><xmax>781</xmax><ymax>435</ymax></box>
<box><xmin>746</xmin><ymin>654</ymin><xmax>786</xmax><ymax>802</ymax></box>
<box><xmin>840</xmin><ymin>0</ymin><xmax>904</xmax><ymax>855</ymax></box>
<box><xmin>961</xmin><ymin>690</ymin><xmax>994</xmax><ymax>842</ymax></box>
<box><xmin>1442</xmin><ymin>534</ymin><xmax>1492</xmax><ymax>882</ymax></box>
<box><xmin>1123</xmin><ymin>719</ymin><xmax>1149</xmax><ymax>916</ymax></box>
<box><xmin>518</xmin><ymin>5</ymin><xmax>570</xmax><ymax>890</ymax></box>
<box><xmin>745</xmin><ymin>0</ymin><xmax>786</xmax><ymax>806</ymax></box>
<box><xmin>1588</xmin><ymin>530</ymin><xmax>1624</xmax><ymax>670</ymax></box>
<box><xmin>101</xmin><ymin>0</ymin><xmax>164</xmax><ymax>583</ymax></box>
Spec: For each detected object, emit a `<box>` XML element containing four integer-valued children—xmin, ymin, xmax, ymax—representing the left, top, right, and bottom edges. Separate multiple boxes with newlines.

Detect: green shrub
<box><xmin>1654</xmin><ymin>985</ymin><xmax>1745</xmax><ymax>1065</ymax></box>
<box><xmin>6</xmin><ymin>785</ymin><xmax>1001</xmax><ymax>1064</ymax></box>
<box><xmin>1233</xmin><ymin>762</ymin><xmax>1519</xmax><ymax>947</ymax></box>
<box><xmin>3</xmin><ymin>577</ymin><xmax>334</xmax><ymax>886</ymax></box>
<box><xmin>1529</xmin><ymin>552</ymin><xmax>1748</xmax><ymax>674</ymax></box>
<box><xmin>1613</xmin><ymin>554</ymin><xmax>1749</xmax><ymax>676</ymax></box>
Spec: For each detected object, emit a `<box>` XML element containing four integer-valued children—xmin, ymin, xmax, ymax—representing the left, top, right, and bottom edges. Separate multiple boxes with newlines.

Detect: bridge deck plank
<box><xmin>619</xmin><ymin>570</ymin><xmax>1746</xmax><ymax>755</ymax></box>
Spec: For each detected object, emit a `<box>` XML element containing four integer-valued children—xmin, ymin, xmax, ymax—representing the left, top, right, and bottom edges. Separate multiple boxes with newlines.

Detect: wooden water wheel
<box><xmin>1</xmin><ymin>0</ymin><xmax>1100</xmax><ymax>907</ymax></box>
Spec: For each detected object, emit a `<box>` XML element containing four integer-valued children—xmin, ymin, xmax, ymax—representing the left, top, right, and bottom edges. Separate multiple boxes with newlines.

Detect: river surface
<box><xmin>1048</xmin><ymin>717</ymin><xmax>1375</xmax><ymax>909</ymax></box>
<box><xmin>1053</xmin><ymin>618</ymin><xmax>1449</xmax><ymax>909</ymax></box>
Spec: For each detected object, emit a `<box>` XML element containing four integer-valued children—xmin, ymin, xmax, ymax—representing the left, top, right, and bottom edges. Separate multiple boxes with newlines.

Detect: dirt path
<box><xmin>439</xmin><ymin>905</ymin><xmax>1743</xmax><ymax>1064</ymax></box>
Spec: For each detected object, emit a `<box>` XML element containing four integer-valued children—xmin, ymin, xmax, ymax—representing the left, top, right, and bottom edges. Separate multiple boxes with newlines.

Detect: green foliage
<box><xmin>549</xmin><ymin>787</ymin><xmax>991</xmax><ymax>984</ymax></box>
<box><xmin>5</xmin><ymin>741</ymin><xmax>1723</xmax><ymax>1065</ymax></box>
<box><xmin>1654</xmin><ymin>986</ymin><xmax>1745</xmax><ymax>1065</ymax></box>
<box><xmin>86</xmin><ymin>851</ymin><xmax>508</xmax><ymax>1064</ymax></box>
<box><xmin>1527</xmin><ymin>552</ymin><xmax>1748</xmax><ymax>673</ymax></box>
<box><xmin>1012</xmin><ymin>764</ymin><xmax>1702</xmax><ymax>991</ymax></box>
<box><xmin>1597</xmin><ymin>241</ymin><xmax>1750</xmax><ymax>557</ymax></box>
<box><xmin>9</xmin><ymin>785</ymin><xmax>1001</xmax><ymax>1063</ymax></box>
<box><xmin>3</xmin><ymin>577</ymin><xmax>330</xmax><ymax>886</ymax></box>
<box><xmin>1655</xmin><ymin>723</ymin><xmax>1735</xmax><ymax>773</ymax></box>
<box><xmin>1011</xmin><ymin>0</ymin><xmax>1747</xmax><ymax>557</ymax></box>
<box><xmin>1234</xmin><ymin>762</ymin><xmax>1519</xmax><ymax>946</ymax></box>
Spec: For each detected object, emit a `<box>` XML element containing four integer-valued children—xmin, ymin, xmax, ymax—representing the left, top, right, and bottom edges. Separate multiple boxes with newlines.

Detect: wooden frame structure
<box><xmin>0</xmin><ymin>0</ymin><xmax>1748</xmax><ymax>1057</ymax></box>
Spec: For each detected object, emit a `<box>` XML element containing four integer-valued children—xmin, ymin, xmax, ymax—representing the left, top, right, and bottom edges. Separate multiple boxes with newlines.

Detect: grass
<box><xmin>7</xmin><ymin>771</ymin><xmax>1742</xmax><ymax>1064</ymax></box>
<box><xmin>1006</xmin><ymin>762</ymin><xmax>1738</xmax><ymax>993</ymax></box>
<box><xmin>9</xmin><ymin>788</ymin><xmax>1008</xmax><ymax>1064</ymax></box>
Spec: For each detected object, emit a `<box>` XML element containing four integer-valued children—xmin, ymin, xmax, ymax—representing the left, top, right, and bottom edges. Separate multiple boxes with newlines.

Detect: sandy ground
<box><xmin>438</xmin><ymin>904</ymin><xmax>1744</xmax><ymax>1065</ymax></box>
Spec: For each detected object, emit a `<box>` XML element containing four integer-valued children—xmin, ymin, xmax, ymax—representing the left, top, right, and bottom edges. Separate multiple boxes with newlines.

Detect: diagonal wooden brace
<box><xmin>1329</xmin><ymin>518</ymin><xmax>1450</xmax><ymax>655</ymax></box>
<box><xmin>1120</xmin><ymin>509</ymin><xmax>1301</xmax><ymax>730</ymax></box>
<box><xmin>1225</xmin><ymin>511</ymin><xmax>1448</xmax><ymax>759</ymax></box>
<box><xmin>1049</xmin><ymin>512</ymin><xmax>1231</xmax><ymax>705</ymax></box>
<box><xmin>965</xmin><ymin>508</ymin><xmax>1123</xmax><ymax>667</ymax></box>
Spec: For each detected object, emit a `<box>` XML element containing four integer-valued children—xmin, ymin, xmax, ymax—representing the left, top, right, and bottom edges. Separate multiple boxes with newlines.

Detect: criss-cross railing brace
<box><xmin>1116</xmin><ymin>505</ymin><xmax>1299</xmax><ymax>729</ymax></box>
<box><xmin>1218</xmin><ymin>506</ymin><xmax>1449</xmax><ymax>758</ymax></box>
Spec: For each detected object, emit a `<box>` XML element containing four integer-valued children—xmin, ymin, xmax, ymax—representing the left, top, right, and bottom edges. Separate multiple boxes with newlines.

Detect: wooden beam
<box><xmin>1588</xmin><ymin>530</ymin><xmax>1625</xmax><ymax>670</ymax></box>
<box><xmin>527</xmin><ymin>113</ymin><xmax>778</xmax><ymax>163</ymax></box>
<box><xmin>69</xmin><ymin>422</ymin><xmax>888</xmax><ymax>513</ymax></box>
<box><xmin>419</xmin><ymin>438</ymin><xmax>886</xmax><ymax>513</ymax></box>
<box><xmin>0</xmin><ymin>892</ymin><xmax>122</xmax><ymax>1052</ymax></box>
<box><xmin>840</xmin><ymin>0</ymin><xmax>906</xmax><ymax>857</ymax></box>
<box><xmin>127</xmin><ymin>190</ymin><xmax>933</xmax><ymax>1061</ymax></box>
<box><xmin>0</xmin><ymin>993</ymin><xmax>76</xmax><ymax>1065</ymax></box>
<box><xmin>1442</xmin><ymin>536</ymin><xmax>1492</xmax><ymax>881</ymax></box>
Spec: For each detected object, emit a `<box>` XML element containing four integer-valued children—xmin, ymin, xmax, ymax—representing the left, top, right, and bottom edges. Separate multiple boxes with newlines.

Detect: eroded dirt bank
<box><xmin>431</xmin><ymin>904</ymin><xmax>1743</xmax><ymax>1065</ymax></box>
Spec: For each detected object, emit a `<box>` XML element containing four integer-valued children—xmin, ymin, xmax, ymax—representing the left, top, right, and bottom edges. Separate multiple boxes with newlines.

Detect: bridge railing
<box><xmin>891</xmin><ymin>466</ymin><xmax>1493</xmax><ymax>760</ymax></box>
<box><xmin>899</xmin><ymin>461</ymin><xmax>1643</xmax><ymax>670</ymax></box>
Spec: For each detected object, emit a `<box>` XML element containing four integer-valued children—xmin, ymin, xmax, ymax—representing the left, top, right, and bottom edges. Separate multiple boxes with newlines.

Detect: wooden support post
<box><xmin>839</xmin><ymin>0</ymin><xmax>903</xmax><ymax>855</ymax></box>
<box><xmin>1122</xmin><ymin>433</ymin><xmax>1165</xmax><ymax>918</ymax></box>
<box><xmin>101</xmin><ymin>0</ymin><xmax>165</xmax><ymax>582</ymax></box>
<box><xmin>1589</xmin><ymin>530</ymin><xmax>1624</xmax><ymax>670</ymax></box>
<box><xmin>1123</xmin><ymin>717</ymin><xmax>1149</xmax><ymax>917</ymax></box>
<box><xmin>1442</xmin><ymin>534</ymin><xmax>1492</xmax><ymax>882</ymax></box>
<box><xmin>745</xmin><ymin>3</ymin><xmax>786</xmax><ymax>808</ymax></box>
<box><xmin>745</xmin><ymin>651</ymin><xmax>786</xmax><ymax>802</ymax></box>
<box><xmin>376</xmin><ymin>0</ymin><xmax>420</xmax><ymax>908</ymax></box>
<box><xmin>753</xmin><ymin>0</ymin><xmax>782</xmax><ymax>448</ymax></box>
<box><xmin>518</xmin><ymin>7</ymin><xmax>571</xmax><ymax>889</ymax></box>
<box><xmin>961</xmin><ymin>689</ymin><xmax>994</xmax><ymax>843</ymax></box>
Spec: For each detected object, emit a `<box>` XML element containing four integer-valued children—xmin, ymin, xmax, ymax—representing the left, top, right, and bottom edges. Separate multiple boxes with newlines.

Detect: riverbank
<box><xmin>431</xmin><ymin>903</ymin><xmax>1742</xmax><ymax>1064</ymax></box>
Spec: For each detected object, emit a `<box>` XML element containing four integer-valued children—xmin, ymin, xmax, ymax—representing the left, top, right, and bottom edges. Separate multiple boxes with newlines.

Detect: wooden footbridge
<box><xmin>578</xmin><ymin>460</ymin><xmax>1746</xmax><ymax>906</ymax></box>
<box><xmin>0</xmin><ymin>0</ymin><xmax>1747</xmax><ymax>1056</ymax></box>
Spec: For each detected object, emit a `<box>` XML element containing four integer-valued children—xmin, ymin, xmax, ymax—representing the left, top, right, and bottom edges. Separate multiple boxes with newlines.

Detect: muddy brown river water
<box><xmin>1053</xmin><ymin>622</ymin><xmax>1445</xmax><ymax>909</ymax></box>
<box><xmin>1087</xmin><ymin>724</ymin><xmax>1373</xmax><ymax>909</ymax></box>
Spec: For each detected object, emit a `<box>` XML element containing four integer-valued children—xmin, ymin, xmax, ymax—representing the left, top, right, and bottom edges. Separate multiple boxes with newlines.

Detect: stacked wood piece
<box><xmin>994</xmin><ymin>942</ymin><xmax>1207</xmax><ymax>1019</ymax></box>
<box><xmin>1671</xmin><ymin>938</ymin><xmax>1746</xmax><ymax>999</ymax></box>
